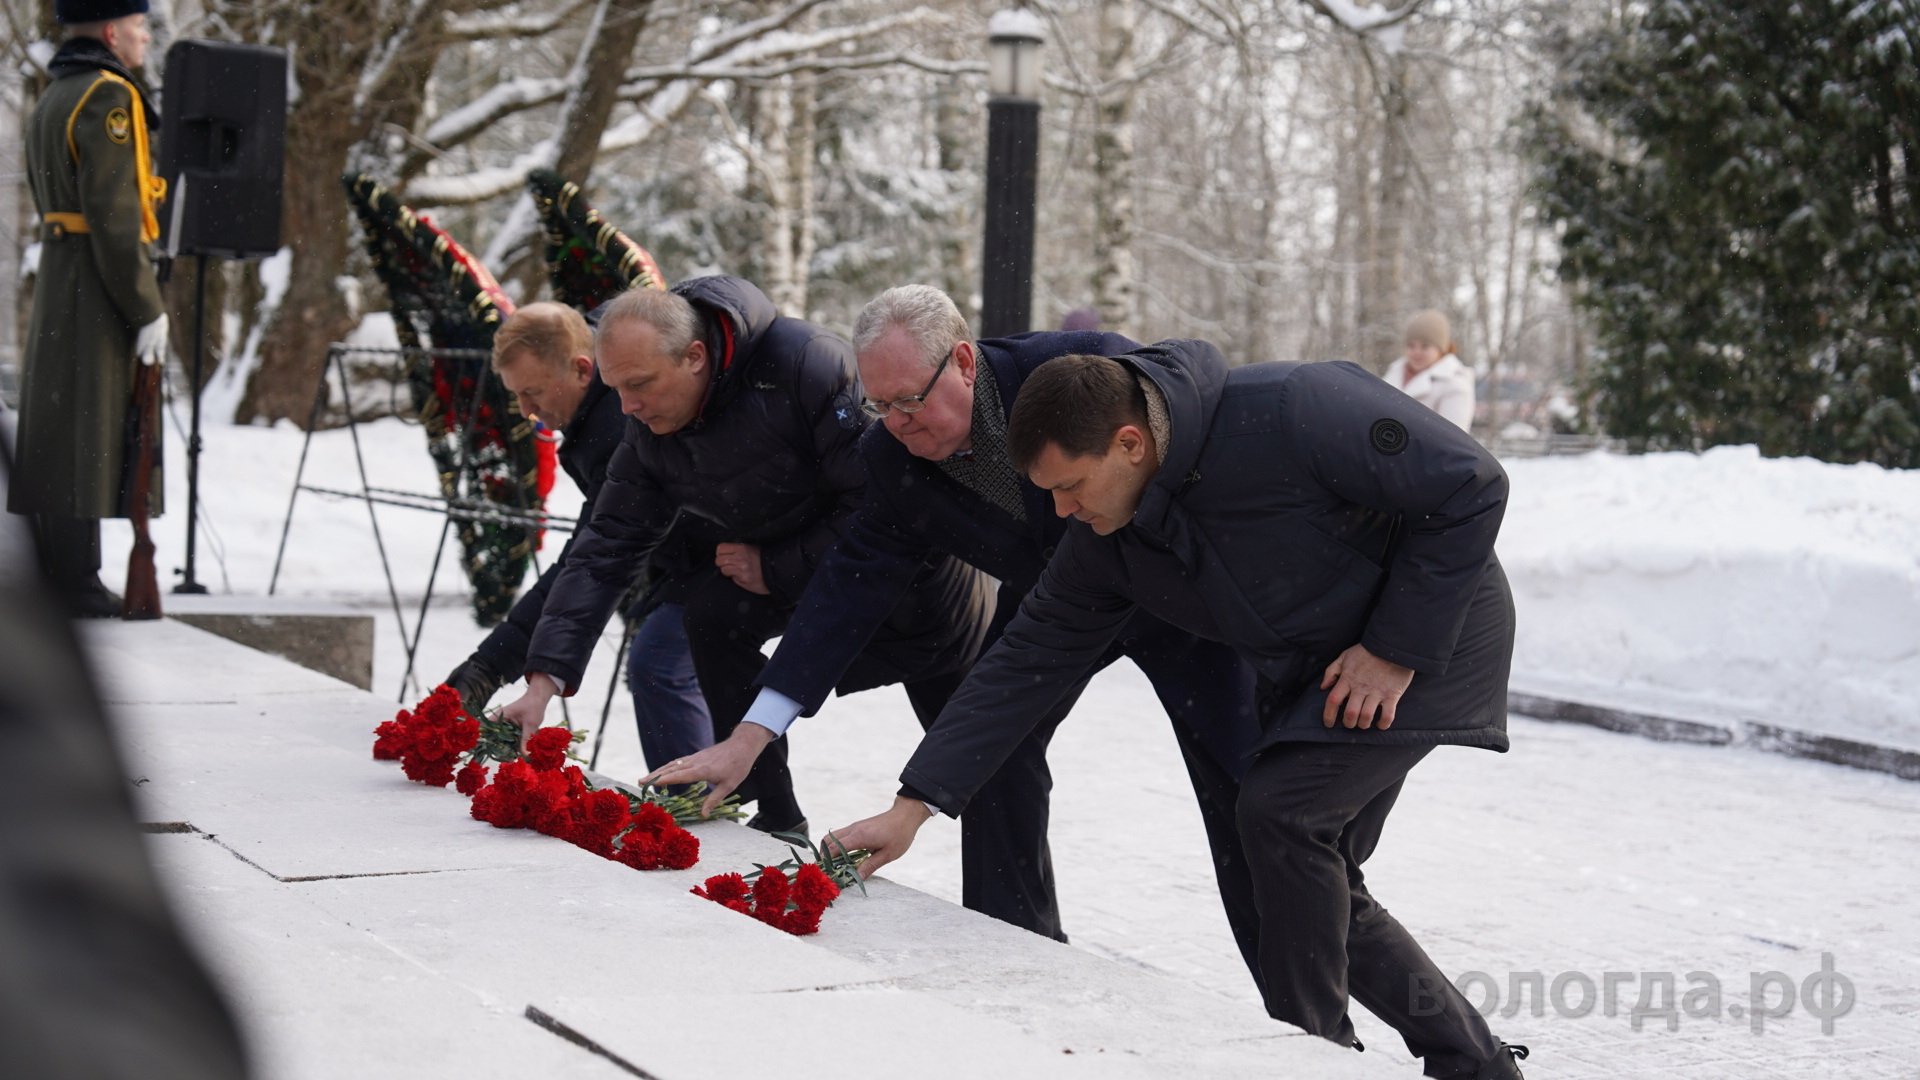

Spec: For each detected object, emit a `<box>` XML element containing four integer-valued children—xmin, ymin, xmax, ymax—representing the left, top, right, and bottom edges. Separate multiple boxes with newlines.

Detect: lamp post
<box><xmin>980</xmin><ymin>9</ymin><xmax>1044</xmax><ymax>339</ymax></box>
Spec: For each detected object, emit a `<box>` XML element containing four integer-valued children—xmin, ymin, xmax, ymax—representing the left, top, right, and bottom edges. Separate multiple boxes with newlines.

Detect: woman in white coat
<box><xmin>1383</xmin><ymin>309</ymin><xmax>1475</xmax><ymax>431</ymax></box>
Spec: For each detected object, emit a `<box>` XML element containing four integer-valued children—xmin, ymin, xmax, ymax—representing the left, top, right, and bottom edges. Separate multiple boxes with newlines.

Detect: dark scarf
<box><xmin>48</xmin><ymin>36</ymin><xmax>158</xmax><ymax>126</ymax></box>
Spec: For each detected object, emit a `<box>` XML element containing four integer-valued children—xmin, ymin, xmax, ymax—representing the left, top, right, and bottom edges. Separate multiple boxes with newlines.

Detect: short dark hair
<box><xmin>1008</xmin><ymin>354</ymin><xmax>1148</xmax><ymax>471</ymax></box>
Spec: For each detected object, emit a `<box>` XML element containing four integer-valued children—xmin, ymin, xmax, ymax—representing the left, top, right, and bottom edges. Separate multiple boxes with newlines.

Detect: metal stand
<box><xmin>267</xmin><ymin>344</ymin><xmax>573</xmax><ymax>702</ymax></box>
<box><xmin>174</xmin><ymin>252</ymin><xmax>212</xmax><ymax>594</ymax></box>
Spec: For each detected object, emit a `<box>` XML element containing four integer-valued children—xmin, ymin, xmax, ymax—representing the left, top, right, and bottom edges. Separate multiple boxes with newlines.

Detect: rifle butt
<box><xmin>122</xmin><ymin>533</ymin><xmax>162</xmax><ymax>620</ymax></box>
<box><xmin>121</xmin><ymin>362</ymin><xmax>164</xmax><ymax>621</ymax></box>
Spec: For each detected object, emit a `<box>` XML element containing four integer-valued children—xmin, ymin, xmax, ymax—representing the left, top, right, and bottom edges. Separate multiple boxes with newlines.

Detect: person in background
<box><xmin>441</xmin><ymin>302</ymin><xmax>710</xmax><ymax>771</ymax></box>
<box><xmin>10</xmin><ymin>0</ymin><xmax>170</xmax><ymax>617</ymax></box>
<box><xmin>1059</xmin><ymin>306</ymin><xmax>1101</xmax><ymax>333</ymax></box>
<box><xmin>1383</xmin><ymin>309</ymin><xmax>1475</xmax><ymax>431</ymax></box>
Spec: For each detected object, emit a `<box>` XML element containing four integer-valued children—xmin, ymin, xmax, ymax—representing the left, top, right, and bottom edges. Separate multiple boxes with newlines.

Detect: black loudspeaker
<box><xmin>158</xmin><ymin>40</ymin><xmax>288</xmax><ymax>259</ymax></box>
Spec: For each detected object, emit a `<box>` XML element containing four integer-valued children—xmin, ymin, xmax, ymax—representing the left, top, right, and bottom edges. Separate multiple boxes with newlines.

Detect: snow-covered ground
<box><xmin>76</xmin><ymin>415</ymin><xmax>1920</xmax><ymax>1076</ymax></box>
<box><xmin>1500</xmin><ymin>445</ymin><xmax>1920</xmax><ymax>751</ymax></box>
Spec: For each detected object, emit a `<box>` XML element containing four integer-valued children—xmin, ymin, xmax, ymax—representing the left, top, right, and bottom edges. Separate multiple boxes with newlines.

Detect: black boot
<box><xmin>743</xmin><ymin>808</ymin><xmax>808</xmax><ymax>837</ymax></box>
<box><xmin>1471</xmin><ymin>1043</ymin><xmax>1529</xmax><ymax>1080</ymax></box>
<box><xmin>445</xmin><ymin>656</ymin><xmax>505</xmax><ymax>717</ymax></box>
<box><xmin>66</xmin><ymin>576</ymin><xmax>122</xmax><ymax>619</ymax></box>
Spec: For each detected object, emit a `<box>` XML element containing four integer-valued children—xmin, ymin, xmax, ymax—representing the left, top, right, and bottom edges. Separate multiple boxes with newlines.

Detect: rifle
<box><xmin>122</xmin><ymin>359</ymin><xmax>163</xmax><ymax>620</ymax></box>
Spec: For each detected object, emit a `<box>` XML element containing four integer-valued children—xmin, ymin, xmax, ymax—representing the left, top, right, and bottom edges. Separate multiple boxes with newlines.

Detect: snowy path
<box><xmin>758</xmin><ymin>665</ymin><xmax>1920</xmax><ymax>1079</ymax></box>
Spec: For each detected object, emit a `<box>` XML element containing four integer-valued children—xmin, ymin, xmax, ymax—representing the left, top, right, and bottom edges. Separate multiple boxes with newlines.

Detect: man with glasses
<box><xmin>501</xmin><ymin>279</ymin><xmax>993</xmax><ymax>839</ymax></box>
<box><xmin>647</xmin><ymin>286</ymin><xmax>1262</xmax><ymax>954</ymax></box>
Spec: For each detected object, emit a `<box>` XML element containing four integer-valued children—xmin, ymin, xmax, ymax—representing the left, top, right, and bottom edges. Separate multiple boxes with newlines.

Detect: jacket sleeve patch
<box><xmin>1370</xmin><ymin>417</ymin><xmax>1409</xmax><ymax>455</ymax></box>
<box><xmin>105</xmin><ymin>106</ymin><xmax>132</xmax><ymax>144</ymax></box>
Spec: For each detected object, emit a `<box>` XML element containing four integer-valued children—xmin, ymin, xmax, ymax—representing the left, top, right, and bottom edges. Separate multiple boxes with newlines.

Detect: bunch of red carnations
<box><xmin>371</xmin><ymin>683</ymin><xmax>482</xmax><ymax>787</ymax></box>
<box><xmin>692</xmin><ymin>863</ymin><xmax>840</xmax><ymax>936</ymax></box>
<box><xmin>373</xmin><ymin>686</ymin><xmax>707</xmax><ymax>872</ymax></box>
<box><xmin>691</xmin><ymin>832</ymin><xmax>864</xmax><ymax>936</ymax></box>
<box><xmin>462</xmin><ymin>726</ymin><xmax>700</xmax><ymax>870</ymax></box>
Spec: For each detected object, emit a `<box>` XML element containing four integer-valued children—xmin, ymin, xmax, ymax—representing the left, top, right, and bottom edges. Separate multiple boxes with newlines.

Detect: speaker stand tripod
<box><xmin>173</xmin><ymin>252</ymin><xmax>211</xmax><ymax>595</ymax></box>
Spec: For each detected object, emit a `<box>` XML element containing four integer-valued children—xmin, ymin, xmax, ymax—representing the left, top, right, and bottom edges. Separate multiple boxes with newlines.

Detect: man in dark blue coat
<box><xmin>646</xmin><ymin>286</ymin><xmax>1261</xmax><ymax>951</ymax></box>
<box><xmin>501</xmin><ymin>278</ymin><xmax>992</xmax><ymax>835</ymax></box>
<box><xmin>826</xmin><ymin>341</ymin><xmax>1529</xmax><ymax>1079</ymax></box>
<box><xmin>440</xmin><ymin>302</ymin><xmax>709</xmax><ymax>770</ymax></box>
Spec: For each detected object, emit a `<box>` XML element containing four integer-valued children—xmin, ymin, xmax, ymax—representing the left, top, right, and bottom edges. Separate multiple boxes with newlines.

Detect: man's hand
<box><xmin>1320</xmin><ymin>643</ymin><xmax>1415</xmax><ymax>731</ymax></box>
<box><xmin>640</xmin><ymin>724</ymin><xmax>774</xmax><ymax>818</ymax></box>
<box><xmin>820</xmin><ymin>796</ymin><xmax>936</xmax><ymax>881</ymax></box>
<box><xmin>714</xmin><ymin>542</ymin><xmax>769</xmax><ymax>595</ymax></box>
<box><xmin>134</xmin><ymin>314</ymin><xmax>169</xmax><ymax>367</ymax></box>
<box><xmin>501</xmin><ymin>672</ymin><xmax>560</xmax><ymax>748</ymax></box>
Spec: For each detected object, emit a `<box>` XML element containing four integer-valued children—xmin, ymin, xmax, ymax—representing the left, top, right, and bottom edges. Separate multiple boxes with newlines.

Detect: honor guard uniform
<box><xmin>12</xmin><ymin>0</ymin><xmax>168</xmax><ymax>617</ymax></box>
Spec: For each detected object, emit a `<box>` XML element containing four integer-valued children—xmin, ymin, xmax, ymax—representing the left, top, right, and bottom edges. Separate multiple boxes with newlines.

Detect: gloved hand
<box><xmin>134</xmin><ymin>314</ymin><xmax>169</xmax><ymax>367</ymax></box>
<box><xmin>445</xmin><ymin>655</ymin><xmax>505</xmax><ymax>718</ymax></box>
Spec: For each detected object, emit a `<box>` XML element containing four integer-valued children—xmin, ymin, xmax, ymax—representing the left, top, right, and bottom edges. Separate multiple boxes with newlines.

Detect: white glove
<box><xmin>134</xmin><ymin>313</ymin><xmax>169</xmax><ymax>367</ymax></box>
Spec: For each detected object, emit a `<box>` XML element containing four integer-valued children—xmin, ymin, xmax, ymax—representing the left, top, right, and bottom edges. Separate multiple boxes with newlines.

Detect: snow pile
<box><xmin>1500</xmin><ymin>445</ymin><xmax>1920</xmax><ymax>750</ymax></box>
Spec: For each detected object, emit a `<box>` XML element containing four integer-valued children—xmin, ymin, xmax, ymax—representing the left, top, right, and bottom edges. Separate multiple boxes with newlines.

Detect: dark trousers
<box><xmin>625</xmin><ymin>603</ymin><xmax>713</xmax><ymax>771</ymax></box>
<box><xmin>31</xmin><ymin>515</ymin><xmax>101</xmax><ymax>586</ymax></box>
<box><xmin>1120</xmin><ymin>621</ymin><xmax>1265</xmax><ymax>997</ymax></box>
<box><xmin>678</xmin><ymin>569</ymin><xmax>1069</xmax><ymax>940</ymax></box>
<box><xmin>1238</xmin><ymin>742</ymin><xmax>1501</xmax><ymax>1078</ymax></box>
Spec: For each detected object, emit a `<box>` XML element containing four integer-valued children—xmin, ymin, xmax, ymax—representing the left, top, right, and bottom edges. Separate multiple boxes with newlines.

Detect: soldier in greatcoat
<box><xmin>11</xmin><ymin>0</ymin><xmax>170</xmax><ymax>616</ymax></box>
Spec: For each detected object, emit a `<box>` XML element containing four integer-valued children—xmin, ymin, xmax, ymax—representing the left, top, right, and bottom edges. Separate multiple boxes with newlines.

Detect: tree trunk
<box><xmin>232</xmin><ymin>0</ymin><xmax>449</xmax><ymax>427</ymax></box>
<box><xmin>1356</xmin><ymin>47</ymin><xmax>1411</xmax><ymax>373</ymax></box>
<box><xmin>551</xmin><ymin>0</ymin><xmax>657</xmax><ymax>185</ymax></box>
<box><xmin>786</xmin><ymin>73</ymin><xmax>816</xmax><ymax>316</ymax></box>
<box><xmin>233</xmin><ymin>122</ymin><xmax>360</xmax><ymax>426</ymax></box>
<box><xmin>1091</xmin><ymin>0</ymin><xmax>1138</xmax><ymax>338</ymax></box>
<box><xmin>490</xmin><ymin>0</ymin><xmax>656</xmax><ymax>299</ymax></box>
<box><xmin>163</xmin><ymin>254</ymin><xmax>226</xmax><ymax>394</ymax></box>
<box><xmin>933</xmin><ymin>74</ymin><xmax>974</xmax><ymax>321</ymax></box>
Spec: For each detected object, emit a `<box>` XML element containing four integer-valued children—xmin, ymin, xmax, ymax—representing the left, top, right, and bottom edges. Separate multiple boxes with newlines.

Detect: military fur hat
<box><xmin>56</xmin><ymin>0</ymin><xmax>148</xmax><ymax>24</ymax></box>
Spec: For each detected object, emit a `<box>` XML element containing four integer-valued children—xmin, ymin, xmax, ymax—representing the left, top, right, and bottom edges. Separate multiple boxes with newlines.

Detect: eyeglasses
<box><xmin>859</xmin><ymin>350</ymin><xmax>950</xmax><ymax>418</ymax></box>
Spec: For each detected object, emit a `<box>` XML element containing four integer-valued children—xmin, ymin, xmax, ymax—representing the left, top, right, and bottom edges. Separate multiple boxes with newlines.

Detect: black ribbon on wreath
<box><xmin>342</xmin><ymin>173</ymin><xmax>543</xmax><ymax>625</ymax></box>
<box><xmin>526</xmin><ymin>167</ymin><xmax>669</xmax><ymax>311</ymax></box>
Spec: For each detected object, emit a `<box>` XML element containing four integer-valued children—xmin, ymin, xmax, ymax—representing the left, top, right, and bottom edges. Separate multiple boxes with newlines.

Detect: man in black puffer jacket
<box><xmin>440</xmin><ymin>302</ymin><xmax>711</xmax><ymax>771</ymax></box>
<box><xmin>501</xmin><ymin>278</ymin><xmax>993</xmax><ymax>833</ymax></box>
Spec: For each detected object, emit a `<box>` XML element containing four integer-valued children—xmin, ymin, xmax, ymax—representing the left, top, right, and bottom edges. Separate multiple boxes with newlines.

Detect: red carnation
<box><xmin>628</xmin><ymin>802</ymin><xmax>676</xmax><ymax>835</ymax></box>
<box><xmin>372</xmin><ymin>718</ymin><xmax>407</xmax><ymax>760</ymax></box>
<box><xmin>455</xmin><ymin>762</ymin><xmax>489</xmax><ymax>797</ymax></box>
<box><xmin>780</xmin><ymin>906</ymin><xmax>824</xmax><ymax>936</ymax></box>
<box><xmin>583</xmin><ymin>789</ymin><xmax>630</xmax><ymax>831</ymax></box>
<box><xmin>693</xmin><ymin>873</ymin><xmax>750</xmax><ymax>905</ymax></box>
<box><xmin>617</xmin><ymin>831</ymin><xmax>662</xmax><ymax>871</ymax></box>
<box><xmin>525</xmin><ymin>726</ymin><xmax>571</xmax><ymax>772</ymax></box>
<box><xmin>752</xmin><ymin>866</ymin><xmax>792</xmax><ymax>923</ymax></box>
<box><xmin>658</xmin><ymin>827</ymin><xmax>700</xmax><ymax>870</ymax></box>
<box><xmin>470</xmin><ymin>785</ymin><xmax>510</xmax><ymax>826</ymax></box>
<box><xmin>400</xmin><ymin>751</ymin><xmax>456</xmax><ymax>787</ymax></box>
<box><xmin>791</xmin><ymin>863</ymin><xmax>841</xmax><ymax>911</ymax></box>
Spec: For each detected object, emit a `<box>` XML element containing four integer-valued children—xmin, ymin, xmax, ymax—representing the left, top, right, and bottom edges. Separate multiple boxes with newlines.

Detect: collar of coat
<box><xmin>1395</xmin><ymin>353</ymin><xmax>1469</xmax><ymax>391</ymax></box>
<box><xmin>561</xmin><ymin>372</ymin><xmax>613</xmax><ymax>443</ymax></box>
<box><xmin>673</xmin><ymin>274</ymin><xmax>777</xmax><ymax>426</ymax></box>
<box><xmin>49</xmin><ymin>37</ymin><xmax>157</xmax><ymax>126</ymax></box>
<box><xmin>1110</xmin><ymin>338</ymin><xmax>1232</xmax><ymax>556</ymax></box>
